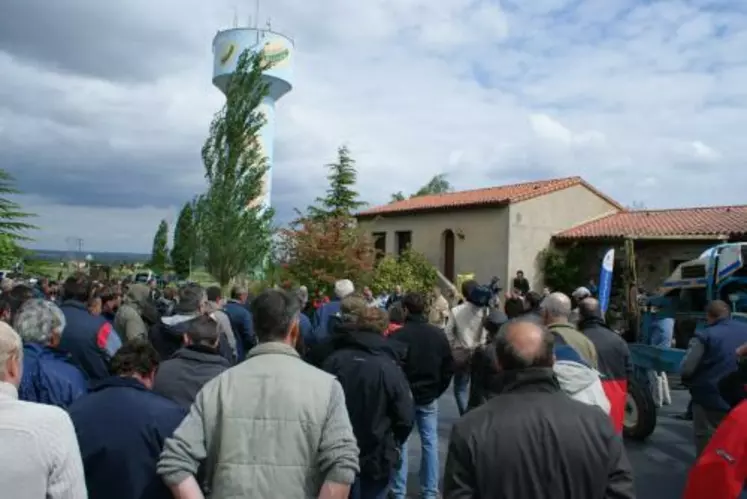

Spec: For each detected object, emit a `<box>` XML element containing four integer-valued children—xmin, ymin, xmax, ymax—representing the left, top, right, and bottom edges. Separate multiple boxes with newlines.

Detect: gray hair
<box><xmin>13</xmin><ymin>299</ymin><xmax>66</xmax><ymax>345</ymax></box>
<box><xmin>0</xmin><ymin>322</ymin><xmax>22</xmax><ymax>381</ymax></box>
<box><xmin>0</xmin><ymin>278</ymin><xmax>14</xmax><ymax>292</ymax></box>
<box><xmin>540</xmin><ymin>292</ymin><xmax>572</xmax><ymax>320</ymax></box>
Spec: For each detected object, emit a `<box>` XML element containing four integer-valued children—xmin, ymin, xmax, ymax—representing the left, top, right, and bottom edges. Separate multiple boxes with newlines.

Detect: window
<box><xmin>670</xmin><ymin>259</ymin><xmax>688</xmax><ymax>273</ymax></box>
<box><xmin>678</xmin><ymin>287</ymin><xmax>708</xmax><ymax>313</ymax></box>
<box><xmin>395</xmin><ymin>231</ymin><xmax>412</xmax><ymax>255</ymax></box>
<box><xmin>372</xmin><ymin>232</ymin><xmax>387</xmax><ymax>260</ymax></box>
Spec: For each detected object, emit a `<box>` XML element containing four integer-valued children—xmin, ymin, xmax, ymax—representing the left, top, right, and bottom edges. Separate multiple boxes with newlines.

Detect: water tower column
<box><xmin>212</xmin><ymin>27</ymin><xmax>294</xmax><ymax>210</ymax></box>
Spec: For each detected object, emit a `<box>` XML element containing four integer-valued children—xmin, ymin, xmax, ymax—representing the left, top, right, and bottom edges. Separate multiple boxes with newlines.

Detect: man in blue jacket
<box><xmin>223</xmin><ymin>285</ymin><xmax>255</xmax><ymax>361</ymax></box>
<box><xmin>59</xmin><ymin>273</ymin><xmax>121</xmax><ymax>380</ymax></box>
<box><xmin>681</xmin><ymin>300</ymin><xmax>747</xmax><ymax>456</ymax></box>
<box><xmin>313</xmin><ymin>279</ymin><xmax>355</xmax><ymax>344</ymax></box>
<box><xmin>68</xmin><ymin>339</ymin><xmax>186</xmax><ymax>499</ymax></box>
<box><xmin>14</xmin><ymin>298</ymin><xmax>87</xmax><ymax>409</ymax></box>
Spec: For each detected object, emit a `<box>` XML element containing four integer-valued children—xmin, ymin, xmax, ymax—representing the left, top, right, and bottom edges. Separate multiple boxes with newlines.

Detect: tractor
<box><xmin>623</xmin><ymin>242</ymin><xmax>747</xmax><ymax>440</ymax></box>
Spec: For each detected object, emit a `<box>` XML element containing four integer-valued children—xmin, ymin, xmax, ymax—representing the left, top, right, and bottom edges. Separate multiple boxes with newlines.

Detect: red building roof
<box><xmin>356</xmin><ymin>176</ymin><xmax>623</xmax><ymax>218</ymax></box>
<box><xmin>555</xmin><ymin>205</ymin><xmax>747</xmax><ymax>241</ymax></box>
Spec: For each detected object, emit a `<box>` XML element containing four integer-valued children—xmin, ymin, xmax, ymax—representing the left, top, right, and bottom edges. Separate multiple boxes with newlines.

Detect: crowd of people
<box><xmin>0</xmin><ymin>269</ymin><xmax>745</xmax><ymax>498</ymax></box>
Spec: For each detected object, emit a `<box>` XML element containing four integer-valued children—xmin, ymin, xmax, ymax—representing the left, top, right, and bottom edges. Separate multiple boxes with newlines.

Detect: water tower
<box><xmin>212</xmin><ymin>25</ymin><xmax>294</xmax><ymax>210</ymax></box>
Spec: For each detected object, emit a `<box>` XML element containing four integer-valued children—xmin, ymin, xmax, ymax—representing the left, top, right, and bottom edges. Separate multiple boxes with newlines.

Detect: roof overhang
<box><xmin>552</xmin><ymin>234</ymin><xmax>732</xmax><ymax>243</ymax></box>
<box><xmin>356</xmin><ymin>201</ymin><xmax>509</xmax><ymax>220</ymax></box>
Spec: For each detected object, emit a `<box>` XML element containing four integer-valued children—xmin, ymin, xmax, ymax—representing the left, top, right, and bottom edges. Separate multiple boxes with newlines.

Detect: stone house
<box><xmin>356</xmin><ymin>175</ymin><xmax>747</xmax><ymax>293</ymax></box>
<box><xmin>553</xmin><ymin>205</ymin><xmax>747</xmax><ymax>291</ymax></box>
<box><xmin>356</xmin><ymin>176</ymin><xmax>623</xmax><ymax>290</ymax></box>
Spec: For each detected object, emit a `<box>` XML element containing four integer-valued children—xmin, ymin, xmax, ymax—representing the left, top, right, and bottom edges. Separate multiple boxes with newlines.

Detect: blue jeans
<box><xmin>453</xmin><ymin>371</ymin><xmax>470</xmax><ymax>415</ymax></box>
<box><xmin>389</xmin><ymin>400</ymin><xmax>440</xmax><ymax>499</ymax></box>
<box><xmin>349</xmin><ymin>475</ymin><xmax>389</xmax><ymax>499</ymax></box>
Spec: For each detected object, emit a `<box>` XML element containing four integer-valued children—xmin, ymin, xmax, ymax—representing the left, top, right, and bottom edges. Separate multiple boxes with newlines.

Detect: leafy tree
<box><xmin>413</xmin><ymin>173</ymin><xmax>453</xmax><ymax>197</ymax></box>
<box><xmin>277</xmin><ymin>216</ymin><xmax>376</xmax><ymax>297</ymax></box>
<box><xmin>370</xmin><ymin>248</ymin><xmax>438</xmax><ymax>295</ymax></box>
<box><xmin>389</xmin><ymin>173</ymin><xmax>453</xmax><ymax>203</ymax></box>
<box><xmin>150</xmin><ymin>219</ymin><xmax>169</xmax><ymax>273</ymax></box>
<box><xmin>0</xmin><ymin>169</ymin><xmax>37</xmax><ymax>242</ymax></box>
<box><xmin>170</xmin><ymin>202</ymin><xmax>197</xmax><ymax>278</ymax></box>
<box><xmin>538</xmin><ymin>244</ymin><xmax>587</xmax><ymax>294</ymax></box>
<box><xmin>309</xmin><ymin>145</ymin><xmax>366</xmax><ymax>219</ymax></box>
<box><xmin>390</xmin><ymin>191</ymin><xmax>406</xmax><ymax>202</ymax></box>
<box><xmin>197</xmin><ymin>49</ymin><xmax>274</xmax><ymax>286</ymax></box>
<box><xmin>0</xmin><ymin>234</ymin><xmax>24</xmax><ymax>268</ymax></box>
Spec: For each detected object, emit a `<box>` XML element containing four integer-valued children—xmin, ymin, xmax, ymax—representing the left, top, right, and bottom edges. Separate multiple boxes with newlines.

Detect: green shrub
<box><xmin>371</xmin><ymin>248</ymin><xmax>438</xmax><ymax>295</ymax></box>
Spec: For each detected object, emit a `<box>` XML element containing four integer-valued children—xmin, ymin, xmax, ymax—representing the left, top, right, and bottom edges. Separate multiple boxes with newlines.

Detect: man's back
<box><xmin>444</xmin><ymin>368</ymin><xmax>634</xmax><ymax>499</ymax></box>
<box><xmin>60</xmin><ymin>299</ymin><xmax>119</xmax><ymax>380</ymax></box>
<box><xmin>0</xmin><ymin>384</ymin><xmax>86</xmax><ymax>499</ymax></box>
<box><xmin>158</xmin><ymin>342</ymin><xmax>359</xmax><ymax>498</ymax></box>
<box><xmin>391</xmin><ymin>317</ymin><xmax>454</xmax><ymax>405</ymax></box>
<box><xmin>153</xmin><ymin>346</ymin><xmax>230</xmax><ymax>408</ymax></box>
<box><xmin>68</xmin><ymin>377</ymin><xmax>186</xmax><ymax>499</ymax></box>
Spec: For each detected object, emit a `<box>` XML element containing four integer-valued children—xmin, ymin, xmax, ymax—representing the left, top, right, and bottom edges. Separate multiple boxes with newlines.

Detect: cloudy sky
<box><xmin>1</xmin><ymin>0</ymin><xmax>745</xmax><ymax>252</ymax></box>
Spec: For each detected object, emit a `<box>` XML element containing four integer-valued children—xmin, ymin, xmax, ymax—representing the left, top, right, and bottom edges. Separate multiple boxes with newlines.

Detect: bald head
<box><xmin>541</xmin><ymin>292</ymin><xmax>572</xmax><ymax>324</ymax></box>
<box><xmin>706</xmin><ymin>300</ymin><xmax>731</xmax><ymax>323</ymax></box>
<box><xmin>578</xmin><ymin>297</ymin><xmax>603</xmax><ymax>320</ymax></box>
<box><xmin>0</xmin><ymin>322</ymin><xmax>22</xmax><ymax>385</ymax></box>
<box><xmin>495</xmin><ymin>320</ymin><xmax>554</xmax><ymax>371</ymax></box>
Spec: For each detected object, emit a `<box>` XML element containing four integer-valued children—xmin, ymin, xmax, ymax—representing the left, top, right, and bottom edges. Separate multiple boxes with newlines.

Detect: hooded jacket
<box><xmin>322</xmin><ymin>329</ymin><xmax>414</xmax><ymax>480</ymax></box>
<box><xmin>553</xmin><ymin>361</ymin><xmax>611</xmax><ymax>414</ymax></box>
<box><xmin>114</xmin><ymin>284</ymin><xmax>151</xmax><ymax>342</ymax></box>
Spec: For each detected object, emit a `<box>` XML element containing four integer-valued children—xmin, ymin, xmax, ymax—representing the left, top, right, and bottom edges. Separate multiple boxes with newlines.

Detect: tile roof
<box><xmin>357</xmin><ymin>176</ymin><xmax>623</xmax><ymax>217</ymax></box>
<box><xmin>555</xmin><ymin>205</ymin><xmax>747</xmax><ymax>241</ymax></box>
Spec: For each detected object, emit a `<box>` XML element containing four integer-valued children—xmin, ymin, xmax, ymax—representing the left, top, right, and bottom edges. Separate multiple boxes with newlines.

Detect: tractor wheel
<box><xmin>623</xmin><ymin>378</ymin><xmax>657</xmax><ymax>441</ymax></box>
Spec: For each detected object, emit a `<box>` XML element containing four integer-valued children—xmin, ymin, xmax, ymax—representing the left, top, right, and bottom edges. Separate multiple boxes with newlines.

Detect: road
<box><xmin>404</xmin><ymin>386</ymin><xmax>695</xmax><ymax>498</ymax></box>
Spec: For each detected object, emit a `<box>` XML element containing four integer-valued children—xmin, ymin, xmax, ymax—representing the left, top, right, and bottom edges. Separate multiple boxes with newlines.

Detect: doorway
<box><xmin>443</xmin><ymin>229</ymin><xmax>455</xmax><ymax>283</ymax></box>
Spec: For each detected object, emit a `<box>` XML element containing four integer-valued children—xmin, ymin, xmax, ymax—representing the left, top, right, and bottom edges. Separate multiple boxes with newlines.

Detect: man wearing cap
<box><xmin>153</xmin><ymin>315</ymin><xmax>231</xmax><ymax>408</ymax></box>
<box><xmin>313</xmin><ymin>279</ymin><xmax>355</xmax><ymax>343</ymax></box>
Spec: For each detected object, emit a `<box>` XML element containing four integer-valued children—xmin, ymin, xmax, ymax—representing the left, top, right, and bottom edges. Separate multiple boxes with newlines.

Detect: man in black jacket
<box><xmin>323</xmin><ymin>306</ymin><xmax>414</xmax><ymax>499</ymax></box>
<box><xmin>153</xmin><ymin>315</ymin><xmax>231</xmax><ymax>408</ymax></box>
<box><xmin>444</xmin><ymin>320</ymin><xmax>634</xmax><ymax>499</ymax></box>
<box><xmin>390</xmin><ymin>292</ymin><xmax>454</xmax><ymax>499</ymax></box>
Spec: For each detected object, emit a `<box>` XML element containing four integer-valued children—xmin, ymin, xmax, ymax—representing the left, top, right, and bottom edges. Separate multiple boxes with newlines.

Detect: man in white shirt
<box><xmin>0</xmin><ymin>321</ymin><xmax>87</xmax><ymax>499</ymax></box>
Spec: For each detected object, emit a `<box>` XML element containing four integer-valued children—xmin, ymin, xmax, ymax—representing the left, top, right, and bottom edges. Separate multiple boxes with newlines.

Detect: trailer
<box><xmin>623</xmin><ymin>242</ymin><xmax>747</xmax><ymax>440</ymax></box>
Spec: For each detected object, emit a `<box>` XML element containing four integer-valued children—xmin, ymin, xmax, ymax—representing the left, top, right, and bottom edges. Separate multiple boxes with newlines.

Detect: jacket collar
<box><xmin>547</xmin><ymin>321</ymin><xmax>577</xmax><ymax>333</ymax></box>
<box><xmin>499</xmin><ymin>367</ymin><xmax>561</xmax><ymax>395</ymax></box>
<box><xmin>335</xmin><ymin>329</ymin><xmax>400</xmax><ymax>358</ymax></box>
<box><xmin>61</xmin><ymin>299</ymin><xmax>87</xmax><ymax>311</ymax></box>
<box><xmin>0</xmin><ymin>381</ymin><xmax>18</xmax><ymax>400</ymax></box>
<box><xmin>578</xmin><ymin>315</ymin><xmax>608</xmax><ymax>330</ymax></box>
<box><xmin>247</xmin><ymin>341</ymin><xmax>300</xmax><ymax>360</ymax></box>
<box><xmin>90</xmin><ymin>375</ymin><xmax>149</xmax><ymax>393</ymax></box>
<box><xmin>174</xmin><ymin>345</ymin><xmax>231</xmax><ymax>366</ymax></box>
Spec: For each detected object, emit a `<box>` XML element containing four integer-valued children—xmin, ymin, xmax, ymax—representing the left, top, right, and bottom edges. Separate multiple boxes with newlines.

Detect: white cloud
<box><xmin>1</xmin><ymin>0</ymin><xmax>746</xmax><ymax>251</ymax></box>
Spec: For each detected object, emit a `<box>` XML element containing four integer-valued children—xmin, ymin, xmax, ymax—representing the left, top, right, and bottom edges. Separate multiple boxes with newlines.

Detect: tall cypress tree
<box><xmin>171</xmin><ymin>202</ymin><xmax>196</xmax><ymax>278</ymax></box>
<box><xmin>309</xmin><ymin>145</ymin><xmax>366</xmax><ymax>219</ymax></box>
<box><xmin>150</xmin><ymin>219</ymin><xmax>169</xmax><ymax>273</ymax></box>
<box><xmin>196</xmin><ymin>49</ymin><xmax>274</xmax><ymax>286</ymax></box>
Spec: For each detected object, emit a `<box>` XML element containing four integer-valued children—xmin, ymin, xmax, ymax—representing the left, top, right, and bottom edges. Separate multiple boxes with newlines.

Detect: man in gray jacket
<box><xmin>158</xmin><ymin>289</ymin><xmax>359</xmax><ymax>499</ymax></box>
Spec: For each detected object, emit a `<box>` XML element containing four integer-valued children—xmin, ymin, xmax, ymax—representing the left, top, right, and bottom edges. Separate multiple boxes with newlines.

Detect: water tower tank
<box><xmin>212</xmin><ymin>28</ymin><xmax>294</xmax><ymax>210</ymax></box>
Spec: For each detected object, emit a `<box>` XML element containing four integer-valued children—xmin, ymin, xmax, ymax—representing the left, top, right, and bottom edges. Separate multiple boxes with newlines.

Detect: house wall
<box><xmin>357</xmin><ymin>207</ymin><xmax>510</xmax><ymax>287</ymax></box>
<box><xmin>507</xmin><ymin>184</ymin><xmax>621</xmax><ymax>291</ymax></box>
<box><xmin>574</xmin><ymin>240</ymin><xmax>723</xmax><ymax>291</ymax></box>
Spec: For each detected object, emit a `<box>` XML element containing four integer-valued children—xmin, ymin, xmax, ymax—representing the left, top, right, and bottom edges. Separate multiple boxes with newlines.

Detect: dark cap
<box><xmin>186</xmin><ymin>315</ymin><xmax>219</xmax><ymax>345</ymax></box>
